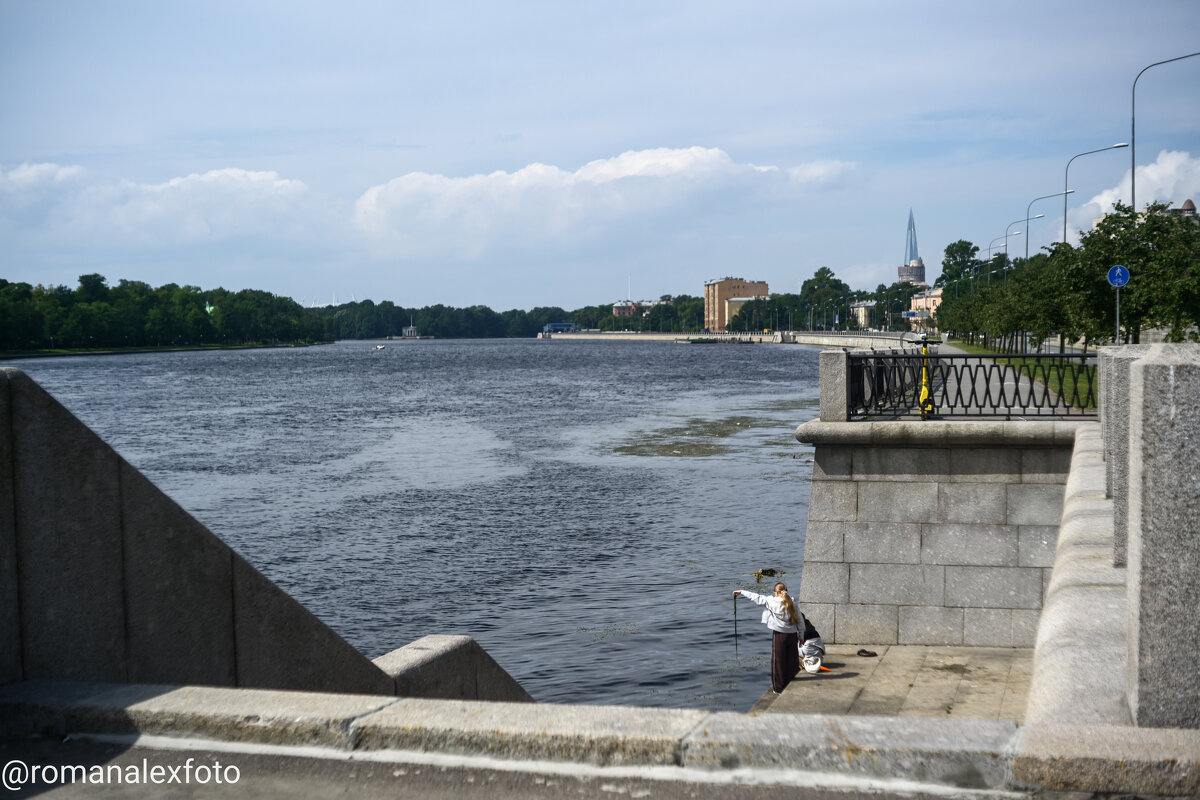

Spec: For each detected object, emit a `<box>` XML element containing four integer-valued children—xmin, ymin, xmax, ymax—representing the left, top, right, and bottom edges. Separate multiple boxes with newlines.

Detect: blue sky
<box><xmin>2</xmin><ymin>1</ymin><xmax>1199</xmax><ymax>311</ymax></box>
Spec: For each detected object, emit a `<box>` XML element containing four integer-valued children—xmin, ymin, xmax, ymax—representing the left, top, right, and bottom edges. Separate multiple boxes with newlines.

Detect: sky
<box><xmin>2</xmin><ymin>1</ymin><xmax>1199</xmax><ymax>311</ymax></box>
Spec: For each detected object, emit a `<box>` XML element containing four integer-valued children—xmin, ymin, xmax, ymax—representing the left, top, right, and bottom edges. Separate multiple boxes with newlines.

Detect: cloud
<box><xmin>352</xmin><ymin>147</ymin><xmax>855</xmax><ymax>260</ymax></box>
<box><xmin>0</xmin><ymin>162</ymin><xmax>86</xmax><ymax>190</ymax></box>
<box><xmin>0</xmin><ymin>163</ymin><xmax>326</xmax><ymax>246</ymax></box>
<box><xmin>787</xmin><ymin>160</ymin><xmax>856</xmax><ymax>186</ymax></box>
<box><xmin>1065</xmin><ymin>151</ymin><xmax>1200</xmax><ymax>243</ymax></box>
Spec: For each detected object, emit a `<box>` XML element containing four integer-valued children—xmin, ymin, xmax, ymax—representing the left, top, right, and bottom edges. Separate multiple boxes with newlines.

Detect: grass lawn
<box><xmin>942</xmin><ymin>339</ymin><xmax>1097</xmax><ymax>411</ymax></box>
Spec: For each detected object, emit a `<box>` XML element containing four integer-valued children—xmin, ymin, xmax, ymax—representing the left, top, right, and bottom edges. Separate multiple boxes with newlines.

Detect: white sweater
<box><xmin>737</xmin><ymin>589</ymin><xmax>801</xmax><ymax>633</ymax></box>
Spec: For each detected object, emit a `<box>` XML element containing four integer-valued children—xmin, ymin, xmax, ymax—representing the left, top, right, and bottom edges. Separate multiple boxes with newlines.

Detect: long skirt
<box><xmin>771</xmin><ymin>630</ymin><xmax>800</xmax><ymax>693</ymax></box>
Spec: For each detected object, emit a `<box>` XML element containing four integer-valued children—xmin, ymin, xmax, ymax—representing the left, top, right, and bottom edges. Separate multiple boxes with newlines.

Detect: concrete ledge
<box><xmin>0</xmin><ymin>680</ymin><xmax>397</xmax><ymax>748</ymax></box>
<box><xmin>796</xmin><ymin>419</ymin><xmax>1086</xmax><ymax>447</ymax></box>
<box><xmin>682</xmin><ymin>713</ymin><xmax>1018</xmax><ymax>789</ymax></box>
<box><xmin>353</xmin><ymin>698</ymin><xmax>708</xmax><ymax>766</ymax></box>
<box><xmin>5</xmin><ymin>678</ymin><xmax>1200</xmax><ymax>794</ymax></box>
<box><xmin>1013</xmin><ymin>723</ymin><xmax>1200</xmax><ymax>795</ymax></box>
<box><xmin>372</xmin><ymin>635</ymin><xmax>533</xmax><ymax>702</ymax></box>
<box><xmin>1025</xmin><ymin>424</ymin><xmax>1130</xmax><ymax>728</ymax></box>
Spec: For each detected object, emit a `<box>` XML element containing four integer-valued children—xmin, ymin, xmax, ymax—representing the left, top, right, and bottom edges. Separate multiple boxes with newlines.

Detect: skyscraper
<box><xmin>898</xmin><ymin>209</ymin><xmax>926</xmax><ymax>284</ymax></box>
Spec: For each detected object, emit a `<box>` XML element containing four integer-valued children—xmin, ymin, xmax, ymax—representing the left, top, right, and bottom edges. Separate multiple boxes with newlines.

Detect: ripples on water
<box><xmin>9</xmin><ymin>339</ymin><xmax>820</xmax><ymax>711</ymax></box>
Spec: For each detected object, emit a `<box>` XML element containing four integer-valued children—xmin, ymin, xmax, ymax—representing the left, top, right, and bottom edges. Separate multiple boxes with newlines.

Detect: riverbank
<box><xmin>0</xmin><ymin>341</ymin><xmax>331</xmax><ymax>361</ymax></box>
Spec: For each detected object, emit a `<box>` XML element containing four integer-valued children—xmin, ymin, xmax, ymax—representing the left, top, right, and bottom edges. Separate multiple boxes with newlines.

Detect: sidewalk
<box><xmin>750</xmin><ymin>645</ymin><xmax>1032</xmax><ymax>721</ymax></box>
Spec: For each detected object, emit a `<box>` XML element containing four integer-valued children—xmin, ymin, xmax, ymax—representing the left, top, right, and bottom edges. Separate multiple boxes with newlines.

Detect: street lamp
<box><xmin>1064</xmin><ymin>143</ymin><xmax>1127</xmax><ymax>243</ymax></box>
<box><xmin>1005</xmin><ymin>216</ymin><xmax>1041</xmax><ymax>272</ymax></box>
<box><xmin>1132</xmin><ymin>52</ymin><xmax>1200</xmax><ymax>213</ymax></box>
<box><xmin>1026</xmin><ymin>192</ymin><xmax>1072</xmax><ymax>260</ymax></box>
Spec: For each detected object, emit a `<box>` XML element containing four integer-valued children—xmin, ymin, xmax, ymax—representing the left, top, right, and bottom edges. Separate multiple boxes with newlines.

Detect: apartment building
<box><xmin>704</xmin><ymin>277</ymin><xmax>769</xmax><ymax>332</ymax></box>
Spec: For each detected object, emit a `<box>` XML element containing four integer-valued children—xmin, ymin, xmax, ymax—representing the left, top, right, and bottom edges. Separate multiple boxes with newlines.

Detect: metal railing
<box><xmin>848</xmin><ymin>351</ymin><xmax>1098</xmax><ymax>420</ymax></box>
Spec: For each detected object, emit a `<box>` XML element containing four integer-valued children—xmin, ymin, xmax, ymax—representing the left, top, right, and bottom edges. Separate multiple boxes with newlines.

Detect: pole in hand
<box><xmin>733</xmin><ymin>591</ymin><xmax>738</xmax><ymax>656</ymax></box>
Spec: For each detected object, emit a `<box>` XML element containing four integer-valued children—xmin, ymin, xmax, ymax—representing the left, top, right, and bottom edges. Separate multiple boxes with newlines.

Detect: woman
<box><xmin>733</xmin><ymin>582</ymin><xmax>801</xmax><ymax>693</ymax></box>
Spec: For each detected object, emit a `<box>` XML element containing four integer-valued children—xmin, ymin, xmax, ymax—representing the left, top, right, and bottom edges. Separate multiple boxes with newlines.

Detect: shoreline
<box><xmin>0</xmin><ymin>341</ymin><xmax>333</xmax><ymax>361</ymax></box>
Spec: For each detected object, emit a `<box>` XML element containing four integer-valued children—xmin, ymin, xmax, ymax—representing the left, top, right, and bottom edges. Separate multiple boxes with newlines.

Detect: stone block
<box><xmin>801</xmin><ymin>521</ymin><xmax>844</xmax><ymax>562</ymax></box>
<box><xmin>899</xmin><ymin>606</ymin><xmax>963</xmax><ymax>645</ymax></box>
<box><xmin>962</xmin><ymin>608</ymin><xmax>1013</xmax><ymax>646</ymax></box>
<box><xmin>0</xmin><ymin>372</ymin><xmax>19</xmax><ymax>684</ymax></box>
<box><xmin>937</xmin><ymin>483</ymin><xmax>1006</xmax><ymax>524</ymax></box>
<box><xmin>69</xmin><ymin>684</ymin><xmax>396</xmax><ymax>748</ymax></box>
<box><xmin>232</xmin><ymin>554</ymin><xmax>394</xmax><ymax>696</ymax></box>
<box><xmin>1101</xmin><ymin>345</ymin><xmax>1152</xmax><ymax>565</ymax></box>
<box><xmin>818</xmin><ymin>349</ymin><xmax>848</xmax><ymax>422</ymax></box>
<box><xmin>373</xmin><ymin>635</ymin><xmax>533</xmax><ymax>703</ymax></box>
<box><xmin>945</xmin><ymin>566</ymin><xmax>1043</xmax><ymax>610</ymax></box>
<box><xmin>683</xmin><ymin>713</ymin><xmax>1017</xmax><ymax>790</ymax></box>
<box><xmin>1126</xmin><ymin>344</ymin><xmax>1200</xmax><ymax>729</ymax></box>
<box><xmin>850</xmin><ymin>564</ymin><xmax>943</xmax><ymax>606</ymax></box>
<box><xmin>836</xmin><ymin>604</ymin><xmax>898</xmax><ymax>644</ymax></box>
<box><xmin>1011</xmin><ymin>609</ymin><xmax>1040</xmax><ymax>647</ymax></box>
<box><xmin>811</xmin><ymin>446</ymin><xmax>851</xmax><ymax>481</ymax></box>
<box><xmin>120</xmin><ymin>462</ymin><xmax>237</xmax><ymax>687</ymax></box>
<box><xmin>354</xmin><ymin>698</ymin><xmax>710</xmax><ymax>766</ymax></box>
<box><xmin>797</xmin><ymin>562</ymin><xmax>848</xmax><ymax>604</ymax></box>
<box><xmin>921</xmin><ymin>524</ymin><xmax>1016</xmax><ymax>566</ymax></box>
<box><xmin>842</xmin><ymin>522</ymin><xmax>920</xmax><ymax>564</ymax></box>
<box><xmin>1019</xmin><ymin>447</ymin><xmax>1072</xmax><ymax>484</ymax></box>
<box><xmin>1013</xmin><ymin>723</ymin><xmax>1200</xmax><ymax>796</ymax></box>
<box><xmin>806</xmin><ymin>481</ymin><xmax>857</xmax><ymax>522</ymax></box>
<box><xmin>8</xmin><ymin>370</ymin><xmax>127</xmax><ymax>682</ymax></box>
<box><xmin>1005</xmin><ymin>483</ymin><xmax>1064</xmax><ymax>526</ymax></box>
<box><xmin>851</xmin><ymin>446</ymin><xmax>948</xmax><ymax>481</ymax></box>
<box><xmin>948</xmin><ymin>448</ymin><xmax>1019</xmax><ymax>482</ymax></box>
<box><xmin>857</xmin><ymin>481</ymin><xmax>938</xmax><ymax>523</ymax></box>
<box><xmin>1018</xmin><ymin>525</ymin><xmax>1058</xmax><ymax>568</ymax></box>
<box><xmin>798</xmin><ymin>602</ymin><xmax>834</xmax><ymax>639</ymax></box>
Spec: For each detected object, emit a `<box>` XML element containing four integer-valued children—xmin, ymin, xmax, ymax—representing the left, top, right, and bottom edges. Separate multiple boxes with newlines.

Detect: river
<box><xmin>7</xmin><ymin>338</ymin><xmax>820</xmax><ymax>711</ymax></box>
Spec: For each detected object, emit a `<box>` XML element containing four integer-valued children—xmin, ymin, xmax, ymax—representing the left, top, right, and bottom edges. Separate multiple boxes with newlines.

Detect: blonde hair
<box><xmin>774</xmin><ymin>582</ymin><xmax>798</xmax><ymax>626</ymax></box>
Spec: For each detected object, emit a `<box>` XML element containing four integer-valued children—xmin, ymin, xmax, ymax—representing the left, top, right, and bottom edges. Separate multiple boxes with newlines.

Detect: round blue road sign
<box><xmin>1108</xmin><ymin>265</ymin><xmax>1130</xmax><ymax>287</ymax></box>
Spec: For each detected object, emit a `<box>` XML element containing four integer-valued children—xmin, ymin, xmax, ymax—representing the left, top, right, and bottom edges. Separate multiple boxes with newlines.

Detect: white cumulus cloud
<box><xmin>0</xmin><ymin>164</ymin><xmax>324</xmax><ymax>246</ymax></box>
<box><xmin>353</xmin><ymin>147</ymin><xmax>853</xmax><ymax>259</ymax></box>
<box><xmin>1064</xmin><ymin>150</ymin><xmax>1200</xmax><ymax>244</ymax></box>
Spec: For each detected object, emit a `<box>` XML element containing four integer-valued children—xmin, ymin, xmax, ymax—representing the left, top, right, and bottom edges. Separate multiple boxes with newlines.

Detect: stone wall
<box><xmin>795</xmin><ymin>420</ymin><xmax>1081</xmax><ymax>646</ymax></box>
<box><xmin>1119</xmin><ymin>344</ymin><xmax>1200</xmax><ymax>728</ymax></box>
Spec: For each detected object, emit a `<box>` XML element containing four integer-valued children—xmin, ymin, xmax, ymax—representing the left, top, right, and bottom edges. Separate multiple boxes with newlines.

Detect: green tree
<box><xmin>937</xmin><ymin>240</ymin><xmax>980</xmax><ymax>287</ymax></box>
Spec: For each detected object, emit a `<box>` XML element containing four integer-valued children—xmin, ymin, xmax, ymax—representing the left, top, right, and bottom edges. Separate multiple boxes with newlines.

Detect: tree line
<box><xmin>935</xmin><ymin>202</ymin><xmax>1200</xmax><ymax>351</ymax></box>
<box><xmin>0</xmin><ymin>274</ymin><xmax>328</xmax><ymax>351</ymax></box>
<box><xmin>0</xmin><ymin>273</ymin><xmax>703</xmax><ymax>350</ymax></box>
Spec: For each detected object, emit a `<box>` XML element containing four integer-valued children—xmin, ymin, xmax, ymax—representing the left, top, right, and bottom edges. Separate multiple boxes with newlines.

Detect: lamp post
<box><xmin>1064</xmin><ymin>143</ymin><xmax>1128</xmax><ymax>243</ymax></box>
<box><xmin>1132</xmin><ymin>52</ymin><xmax>1200</xmax><ymax>213</ymax></box>
<box><xmin>1003</xmin><ymin>229</ymin><xmax>1025</xmax><ymax>275</ymax></box>
<box><xmin>1005</xmin><ymin>216</ymin><xmax>1041</xmax><ymax>272</ymax></box>
<box><xmin>986</xmin><ymin>236</ymin><xmax>1006</xmax><ymax>284</ymax></box>
<box><xmin>1026</xmin><ymin>192</ymin><xmax>1072</xmax><ymax>260</ymax></box>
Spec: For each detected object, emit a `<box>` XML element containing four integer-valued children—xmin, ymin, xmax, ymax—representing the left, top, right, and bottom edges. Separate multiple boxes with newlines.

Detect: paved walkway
<box><xmin>750</xmin><ymin>645</ymin><xmax>1033</xmax><ymax>721</ymax></box>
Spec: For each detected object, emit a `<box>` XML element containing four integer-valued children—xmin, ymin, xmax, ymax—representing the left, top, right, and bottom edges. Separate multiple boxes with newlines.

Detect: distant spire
<box><xmin>904</xmin><ymin>209</ymin><xmax>920</xmax><ymax>265</ymax></box>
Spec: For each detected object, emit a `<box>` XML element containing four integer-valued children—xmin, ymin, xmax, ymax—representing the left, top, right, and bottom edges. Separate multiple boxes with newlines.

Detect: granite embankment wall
<box><xmin>795</xmin><ymin>419</ymin><xmax>1075</xmax><ymax>646</ymax></box>
<box><xmin>797</xmin><ymin>343</ymin><xmax>1200</xmax><ymax>730</ymax></box>
<box><xmin>0</xmin><ymin>367</ymin><xmax>530</xmax><ymax>703</ymax></box>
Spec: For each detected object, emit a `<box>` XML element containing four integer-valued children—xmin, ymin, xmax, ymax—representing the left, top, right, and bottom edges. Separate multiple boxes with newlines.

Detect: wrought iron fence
<box><xmin>847</xmin><ymin>350</ymin><xmax>1098</xmax><ymax>420</ymax></box>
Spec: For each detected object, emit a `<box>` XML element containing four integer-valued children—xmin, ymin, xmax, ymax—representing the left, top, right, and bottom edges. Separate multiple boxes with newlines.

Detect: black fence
<box><xmin>847</xmin><ymin>351</ymin><xmax>1098</xmax><ymax>420</ymax></box>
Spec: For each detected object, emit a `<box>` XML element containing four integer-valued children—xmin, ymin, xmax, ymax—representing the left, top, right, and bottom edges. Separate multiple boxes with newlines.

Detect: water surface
<box><xmin>8</xmin><ymin>338</ymin><xmax>820</xmax><ymax>710</ymax></box>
